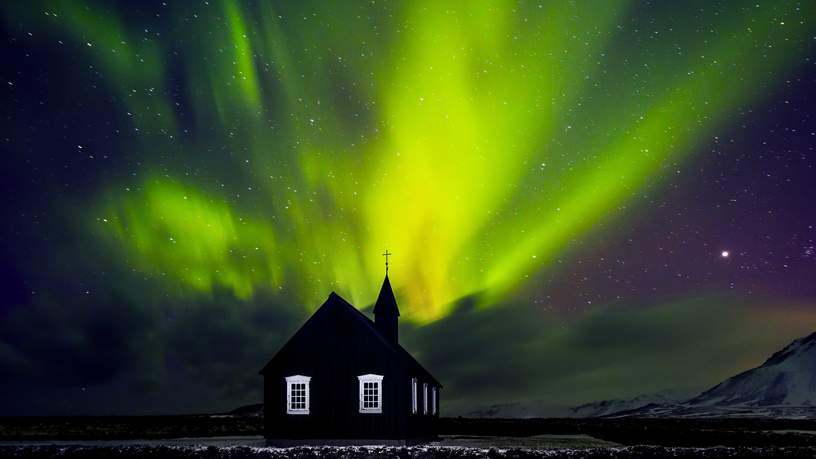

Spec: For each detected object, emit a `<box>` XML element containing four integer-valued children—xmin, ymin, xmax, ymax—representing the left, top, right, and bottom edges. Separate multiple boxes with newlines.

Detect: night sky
<box><xmin>1</xmin><ymin>0</ymin><xmax>816</xmax><ymax>416</ymax></box>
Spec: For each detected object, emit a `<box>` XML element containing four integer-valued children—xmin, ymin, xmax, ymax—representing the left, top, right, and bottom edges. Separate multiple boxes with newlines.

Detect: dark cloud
<box><xmin>402</xmin><ymin>294</ymin><xmax>816</xmax><ymax>415</ymax></box>
<box><xmin>165</xmin><ymin>289</ymin><xmax>306</xmax><ymax>400</ymax></box>
<box><xmin>0</xmin><ymin>293</ymin><xmax>158</xmax><ymax>386</ymax></box>
<box><xmin>1</xmin><ymin>272</ymin><xmax>813</xmax><ymax>416</ymax></box>
<box><xmin>0</xmin><ymin>286</ymin><xmax>304</xmax><ymax>415</ymax></box>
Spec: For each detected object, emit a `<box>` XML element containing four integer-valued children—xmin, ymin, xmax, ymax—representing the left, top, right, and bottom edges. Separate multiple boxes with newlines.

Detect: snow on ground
<box><xmin>1</xmin><ymin>444</ymin><xmax>815</xmax><ymax>458</ymax></box>
<box><xmin>2</xmin><ymin>436</ymin><xmax>816</xmax><ymax>458</ymax></box>
<box><xmin>0</xmin><ymin>434</ymin><xmax>614</xmax><ymax>450</ymax></box>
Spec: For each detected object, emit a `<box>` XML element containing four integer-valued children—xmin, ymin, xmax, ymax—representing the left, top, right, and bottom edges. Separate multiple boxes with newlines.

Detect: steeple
<box><xmin>373</xmin><ymin>251</ymin><xmax>400</xmax><ymax>344</ymax></box>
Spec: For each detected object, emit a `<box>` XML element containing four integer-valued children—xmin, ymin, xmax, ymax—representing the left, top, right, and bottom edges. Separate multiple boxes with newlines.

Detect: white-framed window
<box><xmin>285</xmin><ymin>375</ymin><xmax>311</xmax><ymax>415</ymax></box>
<box><xmin>358</xmin><ymin>374</ymin><xmax>383</xmax><ymax>414</ymax></box>
<box><xmin>423</xmin><ymin>383</ymin><xmax>428</xmax><ymax>414</ymax></box>
<box><xmin>411</xmin><ymin>378</ymin><xmax>418</xmax><ymax>414</ymax></box>
<box><xmin>432</xmin><ymin>386</ymin><xmax>437</xmax><ymax>415</ymax></box>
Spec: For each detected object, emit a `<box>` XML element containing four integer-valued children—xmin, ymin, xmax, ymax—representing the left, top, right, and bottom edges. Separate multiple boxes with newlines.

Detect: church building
<box><xmin>259</xmin><ymin>264</ymin><xmax>442</xmax><ymax>445</ymax></box>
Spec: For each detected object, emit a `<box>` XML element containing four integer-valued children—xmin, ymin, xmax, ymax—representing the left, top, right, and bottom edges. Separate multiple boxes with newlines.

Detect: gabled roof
<box><xmin>373</xmin><ymin>275</ymin><xmax>400</xmax><ymax>317</ymax></box>
<box><xmin>259</xmin><ymin>291</ymin><xmax>440</xmax><ymax>387</ymax></box>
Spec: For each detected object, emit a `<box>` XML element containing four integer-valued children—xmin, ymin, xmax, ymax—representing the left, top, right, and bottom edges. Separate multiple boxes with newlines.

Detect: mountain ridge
<box><xmin>604</xmin><ymin>330</ymin><xmax>816</xmax><ymax>418</ymax></box>
<box><xmin>465</xmin><ymin>331</ymin><xmax>816</xmax><ymax>419</ymax></box>
<box><xmin>686</xmin><ymin>331</ymin><xmax>816</xmax><ymax>408</ymax></box>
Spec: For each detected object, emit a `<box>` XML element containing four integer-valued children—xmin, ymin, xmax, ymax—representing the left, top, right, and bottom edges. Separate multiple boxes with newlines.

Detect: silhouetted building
<box><xmin>259</xmin><ymin>274</ymin><xmax>442</xmax><ymax>445</ymax></box>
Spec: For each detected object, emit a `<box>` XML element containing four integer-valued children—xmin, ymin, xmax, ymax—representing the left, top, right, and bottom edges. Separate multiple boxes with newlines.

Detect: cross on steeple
<box><xmin>382</xmin><ymin>249</ymin><xmax>392</xmax><ymax>274</ymax></box>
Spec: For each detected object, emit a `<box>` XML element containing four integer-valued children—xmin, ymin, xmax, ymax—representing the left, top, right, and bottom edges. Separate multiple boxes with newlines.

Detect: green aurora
<box><xmin>7</xmin><ymin>0</ymin><xmax>812</xmax><ymax>323</ymax></box>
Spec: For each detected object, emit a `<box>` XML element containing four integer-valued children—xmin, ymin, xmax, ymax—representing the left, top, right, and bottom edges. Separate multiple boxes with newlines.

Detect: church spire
<box><xmin>374</xmin><ymin>251</ymin><xmax>400</xmax><ymax>344</ymax></box>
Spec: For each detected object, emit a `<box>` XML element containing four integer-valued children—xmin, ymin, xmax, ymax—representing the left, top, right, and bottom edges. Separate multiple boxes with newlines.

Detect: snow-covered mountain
<box><xmin>462</xmin><ymin>400</ymin><xmax>571</xmax><ymax>418</ymax></box>
<box><xmin>603</xmin><ymin>331</ymin><xmax>816</xmax><ymax>418</ymax></box>
<box><xmin>570</xmin><ymin>390</ymin><xmax>690</xmax><ymax>418</ymax></box>
<box><xmin>444</xmin><ymin>332</ymin><xmax>816</xmax><ymax>419</ymax></box>
<box><xmin>573</xmin><ymin>333</ymin><xmax>816</xmax><ymax>418</ymax></box>
<box><xmin>226</xmin><ymin>403</ymin><xmax>264</xmax><ymax>417</ymax></box>
<box><xmin>462</xmin><ymin>391</ymin><xmax>692</xmax><ymax>419</ymax></box>
<box><xmin>687</xmin><ymin>331</ymin><xmax>816</xmax><ymax>408</ymax></box>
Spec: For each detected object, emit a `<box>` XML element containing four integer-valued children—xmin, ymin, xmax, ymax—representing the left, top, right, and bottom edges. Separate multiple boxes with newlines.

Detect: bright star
<box><xmin>721</xmin><ymin>250</ymin><xmax>730</xmax><ymax>258</ymax></box>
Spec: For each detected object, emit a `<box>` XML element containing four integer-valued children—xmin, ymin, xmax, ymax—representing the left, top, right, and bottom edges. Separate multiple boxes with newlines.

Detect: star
<box><xmin>721</xmin><ymin>250</ymin><xmax>730</xmax><ymax>258</ymax></box>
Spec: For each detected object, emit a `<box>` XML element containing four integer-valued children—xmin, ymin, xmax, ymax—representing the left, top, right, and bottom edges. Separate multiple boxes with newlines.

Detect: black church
<box><xmin>259</xmin><ymin>271</ymin><xmax>442</xmax><ymax>445</ymax></box>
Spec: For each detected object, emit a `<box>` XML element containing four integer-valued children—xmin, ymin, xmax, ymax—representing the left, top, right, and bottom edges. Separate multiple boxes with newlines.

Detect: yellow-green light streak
<box><xmin>100</xmin><ymin>180</ymin><xmax>281</xmax><ymax>299</ymax></box>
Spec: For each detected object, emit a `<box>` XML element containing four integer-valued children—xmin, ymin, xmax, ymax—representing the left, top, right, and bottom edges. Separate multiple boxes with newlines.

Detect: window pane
<box><xmin>411</xmin><ymin>378</ymin><xmax>418</xmax><ymax>414</ymax></box>
<box><xmin>358</xmin><ymin>376</ymin><xmax>382</xmax><ymax>412</ymax></box>
<box><xmin>286</xmin><ymin>377</ymin><xmax>310</xmax><ymax>414</ymax></box>
<box><xmin>423</xmin><ymin>383</ymin><xmax>428</xmax><ymax>414</ymax></box>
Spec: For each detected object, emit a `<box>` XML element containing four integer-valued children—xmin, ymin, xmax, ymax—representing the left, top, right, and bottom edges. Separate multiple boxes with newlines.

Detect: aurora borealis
<box><xmin>2</xmin><ymin>0</ymin><xmax>816</xmax><ymax>415</ymax></box>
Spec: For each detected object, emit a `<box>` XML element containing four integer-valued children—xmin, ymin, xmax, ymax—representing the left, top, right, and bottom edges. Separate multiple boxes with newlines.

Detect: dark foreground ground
<box><xmin>2</xmin><ymin>444</ymin><xmax>816</xmax><ymax>459</ymax></box>
<box><xmin>3</xmin><ymin>416</ymin><xmax>816</xmax><ymax>447</ymax></box>
<box><xmin>1</xmin><ymin>417</ymin><xmax>815</xmax><ymax>457</ymax></box>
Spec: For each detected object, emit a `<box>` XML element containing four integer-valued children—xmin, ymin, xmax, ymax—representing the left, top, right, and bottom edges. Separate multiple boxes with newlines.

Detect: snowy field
<box><xmin>1</xmin><ymin>444</ymin><xmax>815</xmax><ymax>458</ymax></box>
<box><xmin>1</xmin><ymin>436</ymin><xmax>815</xmax><ymax>458</ymax></box>
<box><xmin>0</xmin><ymin>434</ymin><xmax>616</xmax><ymax>449</ymax></box>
